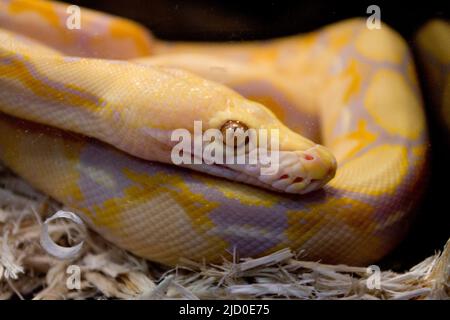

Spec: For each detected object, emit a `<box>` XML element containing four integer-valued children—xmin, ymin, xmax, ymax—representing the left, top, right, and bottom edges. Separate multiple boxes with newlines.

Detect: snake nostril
<box><xmin>279</xmin><ymin>174</ymin><xmax>289</xmax><ymax>180</ymax></box>
<box><xmin>293</xmin><ymin>177</ymin><xmax>304</xmax><ymax>183</ymax></box>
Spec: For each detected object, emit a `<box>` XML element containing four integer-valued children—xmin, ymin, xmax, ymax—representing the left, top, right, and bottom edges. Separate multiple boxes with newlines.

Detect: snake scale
<box><xmin>0</xmin><ymin>0</ymin><xmax>430</xmax><ymax>266</ymax></box>
<box><xmin>415</xmin><ymin>20</ymin><xmax>450</xmax><ymax>142</ymax></box>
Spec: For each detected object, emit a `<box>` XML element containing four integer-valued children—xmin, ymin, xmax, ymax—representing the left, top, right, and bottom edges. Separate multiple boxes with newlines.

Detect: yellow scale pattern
<box><xmin>0</xmin><ymin>0</ymin><xmax>430</xmax><ymax>266</ymax></box>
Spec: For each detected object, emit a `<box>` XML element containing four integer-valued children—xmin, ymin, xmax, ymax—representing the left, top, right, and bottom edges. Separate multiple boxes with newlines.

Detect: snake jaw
<box><xmin>146</xmin><ymin>126</ymin><xmax>336</xmax><ymax>194</ymax></box>
<box><xmin>177</xmin><ymin>142</ymin><xmax>336</xmax><ymax>194</ymax></box>
<box><xmin>165</xmin><ymin>129</ymin><xmax>337</xmax><ymax>194</ymax></box>
<box><xmin>255</xmin><ymin>145</ymin><xmax>336</xmax><ymax>194</ymax></box>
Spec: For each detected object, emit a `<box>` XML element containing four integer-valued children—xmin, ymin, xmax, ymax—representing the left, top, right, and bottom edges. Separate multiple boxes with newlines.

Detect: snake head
<box><xmin>210</xmin><ymin>103</ymin><xmax>336</xmax><ymax>194</ymax></box>
<box><xmin>132</xmin><ymin>68</ymin><xmax>336</xmax><ymax>194</ymax></box>
<box><xmin>166</xmin><ymin>96</ymin><xmax>337</xmax><ymax>195</ymax></box>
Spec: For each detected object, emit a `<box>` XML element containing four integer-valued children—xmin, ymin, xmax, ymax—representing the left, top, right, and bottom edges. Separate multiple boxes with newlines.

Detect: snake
<box><xmin>415</xmin><ymin>19</ymin><xmax>450</xmax><ymax>141</ymax></box>
<box><xmin>0</xmin><ymin>0</ymin><xmax>429</xmax><ymax>266</ymax></box>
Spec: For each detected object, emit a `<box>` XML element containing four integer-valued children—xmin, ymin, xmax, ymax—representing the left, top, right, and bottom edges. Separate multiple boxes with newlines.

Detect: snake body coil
<box><xmin>0</xmin><ymin>0</ymin><xmax>428</xmax><ymax>266</ymax></box>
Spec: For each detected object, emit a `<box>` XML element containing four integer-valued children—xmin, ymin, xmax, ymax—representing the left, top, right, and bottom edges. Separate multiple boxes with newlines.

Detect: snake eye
<box><xmin>220</xmin><ymin>120</ymin><xmax>249</xmax><ymax>148</ymax></box>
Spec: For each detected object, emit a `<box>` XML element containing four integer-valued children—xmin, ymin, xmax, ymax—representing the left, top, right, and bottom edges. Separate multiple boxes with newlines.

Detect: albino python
<box><xmin>0</xmin><ymin>0</ymin><xmax>429</xmax><ymax>266</ymax></box>
<box><xmin>415</xmin><ymin>19</ymin><xmax>450</xmax><ymax>142</ymax></box>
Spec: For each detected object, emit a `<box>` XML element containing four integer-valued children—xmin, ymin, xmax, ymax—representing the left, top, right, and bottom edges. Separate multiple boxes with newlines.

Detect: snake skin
<box><xmin>0</xmin><ymin>0</ymin><xmax>428</xmax><ymax>266</ymax></box>
<box><xmin>415</xmin><ymin>19</ymin><xmax>450</xmax><ymax>140</ymax></box>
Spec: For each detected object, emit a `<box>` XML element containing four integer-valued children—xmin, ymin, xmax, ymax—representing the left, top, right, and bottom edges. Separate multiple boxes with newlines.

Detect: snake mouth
<box><xmin>177</xmin><ymin>145</ymin><xmax>336</xmax><ymax>195</ymax></box>
<box><xmin>256</xmin><ymin>145</ymin><xmax>337</xmax><ymax>194</ymax></box>
<box><xmin>179</xmin><ymin>162</ymin><xmax>281</xmax><ymax>192</ymax></box>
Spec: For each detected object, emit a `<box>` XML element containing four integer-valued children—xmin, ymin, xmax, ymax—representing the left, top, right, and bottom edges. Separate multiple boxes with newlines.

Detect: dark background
<box><xmin>70</xmin><ymin>0</ymin><xmax>449</xmax><ymax>270</ymax></box>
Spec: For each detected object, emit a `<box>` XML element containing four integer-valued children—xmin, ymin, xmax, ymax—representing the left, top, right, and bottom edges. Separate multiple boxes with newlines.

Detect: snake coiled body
<box><xmin>0</xmin><ymin>0</ymin><xmax>428</xmax><ymax>266</ymax></box>
<box><xmin>415</xmin><ymin>20</ymin><xmax>450</xmax><ymax>141</ymax></box>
